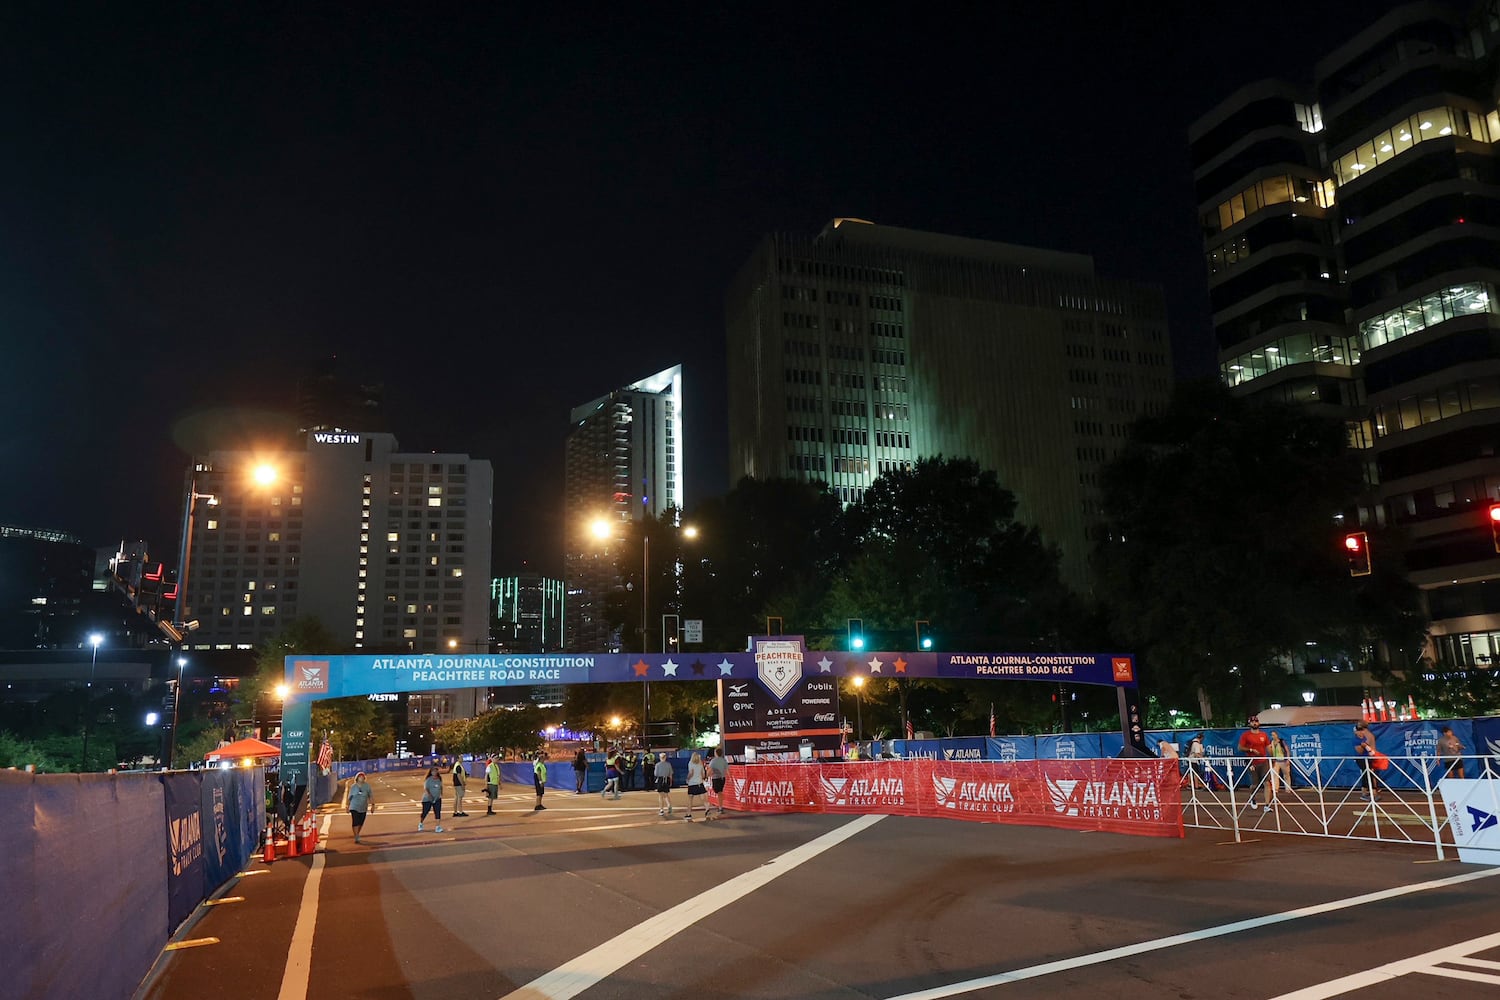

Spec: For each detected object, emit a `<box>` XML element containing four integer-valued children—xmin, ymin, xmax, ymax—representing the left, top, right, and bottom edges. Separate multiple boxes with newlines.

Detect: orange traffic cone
<box><xmin>1361</xmin><ymin>698</ymin><xmax>1372</xmax><ymax>723</ymax></box>
<box><xmin>286</xmin><ymin>818</ymin><xmax>300</xmax><ymax>857</ymax></box>
<box><xmin>262</xmin><ymin>824</ymin><xmax>275</xmax><ymax>864</ymax></box>
<box><xmin>303</xmin><ymin>813</ymin><xmax>317</xmax><ymax>854</ymax></box>
<box><xmin>1379</xmin><ymin>699</ymin><xmax>1390</xmax><ymax>722</ymax></box>
<box><xmin>1408</xmin><ymin>695</ymin><xmax>1419</xmax><ymax>721</ymax></box>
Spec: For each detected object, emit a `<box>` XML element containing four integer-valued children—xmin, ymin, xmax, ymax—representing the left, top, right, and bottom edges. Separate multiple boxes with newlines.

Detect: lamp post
<box><xmin>851</xmin><ymin>675</ymin><xmax>865</xmax><ymax>743</ymax></box>
<box><xmin>167</xmin><ymin>656</ymin><xmax>187</xmax><ymax>770</ymax></box>
<box><xmin>81</xmin><ymin>632</ymin><xmax>103</xmax><ymax>771</ymax></box>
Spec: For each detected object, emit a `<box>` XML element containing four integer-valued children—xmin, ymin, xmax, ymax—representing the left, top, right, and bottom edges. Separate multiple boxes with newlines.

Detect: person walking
<box><xmin>451</xmin><ymin>756</ymin><xmax>470</xmax><ymax>817</ymax></box>
<box><xmin>1438</xmin><ymin>726</ymin><xmax>1466</xmax><ymax>779</ymax></box>
<box><xmin>1354</xmin><ymin>721</ymin><xmax>1384</xmax><ymax>801</ymax></box>
<box><xmin>1185</xmin><ymin>733</ymin><xmax>1211</xmax><ymax>790</ymax></box>
<box><xmin>684</xmin><ymin>751</ymin><xmax>709</xmax><ymax>822</ymax></box>
<box><xmin>602</xmin><ymin>747</ymin><xmax>621</xmax><ymax>799</ymax></box>
<box><xmin>485</xmin><ymin>756</ymin><xmax>501</xmax><ymax>815</ymax></box>
<box><xmin>345</xmin><ymin>771</ymin><xmax>374</xmax><ymax>844</ymax></box>
<box><xmin>419</xmin><ymin>766</ymin><xmax>444</xmax><ymax>833</ymax></box>
<box><xmin>573</xmin><ymin>747</ymin><xmax>588</xmax><ymax>794</ymax></box>
<box><xmin>1237</xmin><ymin>716</ymin><xmax>1271</xmax><ymax>810</ymax></box>
<box><xmin>1267</xmin><ymin>731</ymin><xmax>1292</xmax><ymax>803</ymax></box>
<box><xmin>532</xmin><ymin>751</ymin><xmax>548</xmax><ymax>811</ymax></box>
<box><xmin>708</xmin><ymin>746</ymin><xmax>729</xmax><ymax>815</ymax></box>
<box><xmin>653</xmin><ymin>752</ymin><xmax>675</xmax><ymax>817</ymax></box>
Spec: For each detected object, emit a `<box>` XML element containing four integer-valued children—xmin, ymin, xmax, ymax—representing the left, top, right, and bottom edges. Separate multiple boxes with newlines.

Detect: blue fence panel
<box><xmin>199</xmin><ymin>769</ymin><xmax>240</xmax><ymax>889</ymax></box>
<box><xmin>987</xmin><ymin>736</ymin><xmax>1037</xmax><ymax>761</ymax></box>
<box><xmin>162</xmin><ymin>771</ymin><xmax>205</xmax><ymax>932</ymax></box>
<box><xmin>1035</xmin><ymin>733</ymin><xmax>1103</xmax><ymax>760</ymax></box>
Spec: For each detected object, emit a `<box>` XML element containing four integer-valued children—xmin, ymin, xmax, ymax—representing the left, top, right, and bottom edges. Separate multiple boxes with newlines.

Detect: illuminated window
<box><xmin>387</xmin><ymin>532</ymin><xmax>399</xmax><ymax>542</ymax></box>
<box><xmin>403</xmin><ymin>628</ymin><xmax>417</xmax><ymax>639</ymax></box>
<box><xmin>243</xmin><ymin>606</ymin><xmax>253</xmax><ymax>616</ymax></box>
<box><xmin>268</xmin><ymin>532</ymin><xmax>280</xmax><ymax>541</ymax></box>
<box><xmin>428</xmin><ymin>498</ymin><xmax>442</xmax><ymax>507</ymax></box>
<box><xmin>451</xmin><ymin>568</ymin><xmax>463</xmax><ymax>578</ymax></box>
<box><xmin>261</xmin><ymin>606</ymin><xmax>276</xmax><ymax>615</ymax></box>
<box><xmin>407</xmin><ymin>604</ymin><xmax>417</xmax><ymax>614</ymax></box>
<box><xmin>428</xmin><ymin>486</ymin><xmax>443</xmax><ymax>495</ymax></box>
<box><xmin>206</xmin><ymin>520</ymin><xmax>219</xmax><ymax>530</ymax></box>
<box><xmin>247</xmin><ymin>581</ymin><xmax>256</xmax><ymax>590</ymax></box>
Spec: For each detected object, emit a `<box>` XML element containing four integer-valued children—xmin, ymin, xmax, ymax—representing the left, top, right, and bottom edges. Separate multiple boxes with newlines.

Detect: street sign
<box><xmin>684</xmin><ymin>619</ymin><xmax>703</xmax><ymax>643</ymax></box>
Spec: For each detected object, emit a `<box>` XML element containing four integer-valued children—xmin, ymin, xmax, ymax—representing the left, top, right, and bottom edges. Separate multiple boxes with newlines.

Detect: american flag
<box><xmin>989</xmin><ymin>703</ymin><xmax>996</xmax><ymax>738</ymax></box>
<box><xmin>904</xmin><ymin>717</ymin><xmax>914</xmax><ymax>740</ymax></box>
<box><xmin>317</xmin><ymin>738</ymin><xmax>334</xmax><ymax>772</ymax></box>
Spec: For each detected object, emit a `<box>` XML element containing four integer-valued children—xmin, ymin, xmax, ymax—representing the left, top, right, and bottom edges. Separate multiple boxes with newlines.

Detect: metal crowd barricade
<box><xmin>1179</xmin><ymin>753</ymin><xmax>1488</xmax><ymax>861</ymax></box>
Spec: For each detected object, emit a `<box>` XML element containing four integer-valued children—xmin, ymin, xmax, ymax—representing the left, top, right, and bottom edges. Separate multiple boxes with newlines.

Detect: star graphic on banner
<box><xmin>817</xmin><ymin>657</ymin><xmax>833</xmax><ymax>673</ymax></box>
<box><xmin>717</xmin><ymin>659</ymin><xmax>735</xmax><ymax>676</ymax></box>
<box><xmin>661</xmin><ymin>659</ymin><xmax>679</xmax><ymax>677</ymax></box>
<box><xmin>690</xmin><ymin>660</ymin><xmax>706</xmax><ymax>676</ymax></box>
<box><xmin>894</xmin><ymin>657</ymin><xmax>907</xmax><ymax>673</ymax></box>
<box><xmin>868</xmin><ymin>657</ymin><xmax>883</xmax><ymax>673</ymax></box>
<box><xmin>632</xmin><ymin>659</ymin><xmax>650</xmax><ymax>677</ymax></box>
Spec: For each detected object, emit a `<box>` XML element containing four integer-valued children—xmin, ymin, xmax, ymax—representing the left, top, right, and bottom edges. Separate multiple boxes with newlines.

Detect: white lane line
<box><xmin>1267</xmin><ymin>929</ymin><xmax>1500</xmax><ymax>998</ymax></box>
<box><xmin>881</xmin><ymin>866</ymin><xmax>1500</xmax><ymax>1000</ymax></box>
<box><xmin>275</xmin><ymin>848</ymin><xmax>327</xmax><ymax>1000</ymax></box>
<box><xmin>499</xmin><ymin>814</ymin><xmax>886</xmax><ymax>1000</ymax></box>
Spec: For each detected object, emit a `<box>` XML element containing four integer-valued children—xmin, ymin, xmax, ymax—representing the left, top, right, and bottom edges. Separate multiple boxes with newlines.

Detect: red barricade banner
<box><xmin>724</xmin><ymin>758</ymin><xmax>1182</xmax><ymax>837</ymax></box>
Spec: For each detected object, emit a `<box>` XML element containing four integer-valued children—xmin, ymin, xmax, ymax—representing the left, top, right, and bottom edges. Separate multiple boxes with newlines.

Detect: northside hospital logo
<box><xmin>292</xmin><ymin>660</ymin><xmax>330</xmax><ymax>694</ymax></box>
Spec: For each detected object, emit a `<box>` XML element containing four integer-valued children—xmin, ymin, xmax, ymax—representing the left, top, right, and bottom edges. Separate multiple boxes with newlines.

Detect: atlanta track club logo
<box><xmin>822</xmin><ymin>775</ymin><xmax>907</xmax><ymax>808</ymax></box>
<box><xmin>1050</xmin><ymin>779</ymin><xmax>1163</xmax><ymax>820</ymax></box>
<box><xmin>734</xmin><ymin>778</ymin><xmax>746</xmax><ymax>800</ymax></box>
<box><xmin>1047</xmin><ymin>777</ymin><xmax>1081</xmax><ymax>817</ymax></box>
<box><xmin>293</xmin><ymin>660</ymin><xmax>330</xmax><ymax>693</ymax></box>
<box><xmin>932</xmin><ymin>775</ymin><xmax>1015</xmax><ymax>814</ymax></box>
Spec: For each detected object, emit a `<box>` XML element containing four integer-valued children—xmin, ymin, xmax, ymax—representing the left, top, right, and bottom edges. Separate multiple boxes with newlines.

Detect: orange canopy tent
<box><xmin>204</xmin><ymin>737</ymin><xmax>282</xmax><ymax>762</ymax></box>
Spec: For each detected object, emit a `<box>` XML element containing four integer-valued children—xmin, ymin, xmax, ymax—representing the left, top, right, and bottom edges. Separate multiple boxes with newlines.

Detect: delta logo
<box><xmin>822</xmin><ymin>775</ymin><xmax>906</xmax><ymax>808</ymax></box>
<box><xmin>1052</xmin><ymin>779</ymin><xmax>1162</xmax><ymax>820</ymax></box>
<box><xmin>932</xmin><ymin>775</ymin><xmax>1015</xmax><ymax>813</ymax></box>
<box><xmin>293</xmin><ymin>660</ymin><xmax>330</xmax><ymax>693</ymax></box>
<box><xmin>743</xmin><ymin>779</ymin><xmax>797</xmax><ymax>805</ymax></box>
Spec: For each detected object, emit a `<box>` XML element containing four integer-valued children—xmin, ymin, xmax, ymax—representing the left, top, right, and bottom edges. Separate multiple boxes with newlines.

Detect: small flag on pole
<box><xmin>317</xmin><ymin>738</ymin><xmax>333</xmax><ymax>772</ymax></box>
<box><xmin>989</xmin><ymin>703</ymin><xmax>996</xmax><ymax>738</ymax></box>
<box><xmin>905</xmin><ymin>717</ymin><xmax>914</xmax><ymax>740</ymax></box>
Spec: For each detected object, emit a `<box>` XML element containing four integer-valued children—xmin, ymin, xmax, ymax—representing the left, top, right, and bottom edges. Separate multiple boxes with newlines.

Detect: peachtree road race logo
<box><xmin>1055</xmin><ymin>739</ymin><xmax>1077</xmax><ymax>760</ymax></box>
<box><xmin>997</xmin><ymin>741</ymin><xmax>1019</xmax><ymax>763</ymax></box>
<box><xmin>821</xmin><ymin>775</ymin><xmax>907</xmax><ymax>807</ymax></box>
<box><xmin>1404</xmin><ymin>729</ymin><xmax>1437</xmax><ymax>757</ymax></box>
<box><xmin>293</xmin><ymin>660</ymin><xmax>330</xmax><ymax>694</ymax></box>
<box><xmin>170</xmin><ymin>811</ymin><xmax>203</xmax><ymax>877</ymax></box>
<box><xmin>755</xmin><ymin>640</ymin><xmax>804</xmax><ymax>702</ymax></box>
<box><xmin>932</xmin><ymin>775</ymin><xmax>1016</xmax><ymax>814</ymax></box>
<box><xmin>1049</xmin><ymin>779</ymin><xmax>1162</xmax><ymax>820</ymax></box>
<box><xmin>742</xmin><ymin>778</ymin><xmax>798</xmax><ymax>805</ymax></box>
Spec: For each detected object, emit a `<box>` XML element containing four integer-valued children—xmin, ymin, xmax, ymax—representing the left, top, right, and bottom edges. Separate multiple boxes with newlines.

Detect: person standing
<box><xmin>708</xmin><ymin>746</ymin><xmax>729</xmax><ymax>816</ymax></box>
<box><xmin>653</xmin><ymin>752</ymin><xmax>675</xmax><ymax>817</ymax></box>
<box><xmin>532</xmin><ymin>751</ymin><xmax>548</xmax><ymax>811</ymax></box>
<box><xmin>1186</xmin><ymin>733</ymin><xmax>1210</xmax><ymax>789</ymax></box>
<box><xmin>451</xmin><ymin>757</ymin><xmax>470</xmax><ymax>817</ymax></box>
<box><xmin>1438</xmin><ymin>726</ymin><xmax>1466</xmax><ymax>779</ymax></box>
<box><xmin>622</xmin><ymin>748</ymin><xmax>637</xmax><ymax>792</ymax></box>
<box><xmin>684</xmin><ymin>751</ymin><xmax>709</xmax><ymax>822</ymax></box>
<box><xmin>485</xmin><ymin>756</ymin><xmax>501</xmax><ymax>815</ymax></box>
<box><xmin>573</xmin><ymin>747</ymin><xmax>588</xmax><ymax>794</ymax></box>
<box><xmin>1354</xmin><ymin>721</ymin><xmax>1383</xmax><ymax>801</ymax></box>
<box><xmin>1237</xmin><ymin>716</ymin><xmax>1271</xmax><ymax>810</ymax></box>
<box><xmin>1267</xmin><ymin>731</ymin><xmax>1292</xmax><ymax>803</ymax></box>
<box><xmin>345</xmin><ymin>771</ymin><xmax>374</xmax><ymax>844</ymax></box>
<box><xmin>602</xmin><ymin>747</ymin><xmax>621</xmax><ymax>800</ymax></box>
<box><xmin>419</xmin><ymin>766</ymin><xmax>444</xmax><ymax>833</ymax></box>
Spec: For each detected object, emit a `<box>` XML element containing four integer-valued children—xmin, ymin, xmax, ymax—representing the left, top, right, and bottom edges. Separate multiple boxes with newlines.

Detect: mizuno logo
<box><xmin>728</xmin><ymin>683</ymin><xmax>749</xmax><ymax>698</ymax></box>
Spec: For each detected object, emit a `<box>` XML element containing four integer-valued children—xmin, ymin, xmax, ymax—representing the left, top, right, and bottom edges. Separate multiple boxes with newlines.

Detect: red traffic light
<box><xmin>1344</xmin><ymin>532</ymin><xmax>1371</xmax><ymax>576</ymax></box>
<box><xmin>1490</xmin><ymin>502</ymin><xmax>1500</xmax><ymax>553</ymax></box>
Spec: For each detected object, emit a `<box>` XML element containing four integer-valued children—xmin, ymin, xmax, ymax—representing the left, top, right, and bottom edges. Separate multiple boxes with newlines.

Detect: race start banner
<box><xmin>723</xmin><ymin>758</ymin><xmax>1183</xmax><ymax>838</ymax></box>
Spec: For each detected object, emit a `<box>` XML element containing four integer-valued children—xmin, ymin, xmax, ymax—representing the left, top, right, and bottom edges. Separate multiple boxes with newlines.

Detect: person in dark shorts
<box><xmin>573</xmin><ymin>747</ymin><xmax>588</xmax><ymax>793</ymax></box>
<box><xmin>653</xmin><ymin>753</ymin><xmax>674</xmax><ymax>817</ymax></box>
<box><xmin>345</xmin><ymin>771</ymin><xmax>374</xmax><ymax>844</ymax></box>
<box><xmin>532</xmin><ymin>752</ymin><xmax>548</xmax><ymax>811</ymax></box>
<box><xmin>708</xmin><ymin>746</ymin><xmax>728</xmax><ymax>815</ymax></box>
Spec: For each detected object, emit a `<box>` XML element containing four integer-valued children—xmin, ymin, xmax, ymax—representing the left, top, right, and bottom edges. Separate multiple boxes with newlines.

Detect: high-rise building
<box><xmin>174</xmin><ymin>431</ymin><xmax>493</xmax><ymax>725</ymax></box>
<box><xmin>493</xmin><ymin>572</ymin><xmax>566</xmax><ymax>705</ymax></box>
<box><xmin>725</xmin><ymin>220</ymin><xmax>1172</xmax><ymax>590</ymax></box>
<box><xmin>563</xmin><ymin>365</ymin><xmax>683</xmax><ymax>652</ymax></box>
<box><xmin>1190</xmin><ymin>3</ymin><xmax>1500</xmax><ymax>669</ymax></box>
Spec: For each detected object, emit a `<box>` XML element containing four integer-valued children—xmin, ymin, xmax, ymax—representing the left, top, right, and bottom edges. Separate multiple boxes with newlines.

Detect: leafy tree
<box><xmin>0</xmin><ymin>731</ymin><xmax>66</xmax><ymax>772</ymax></box>
<box><xmin>466</xmin><ymin>705</ymin><xmax>547</xmax><ymax>757</ymax></box>
<box><xmin>1094</xmin><ymin>380</ymin><xmax>1426</xmax><ymax>721</ymax></box>
<box><xmin>233</xmin><ymin>617</ymin><xmax>345</xmax><ymax>735</ymax></box>
<box><xmin>1393</xmin><ymin>666</ymin><xmax>1500</xmax><ymax>719</ymax></box>
<box><xmin>312</xmin><ymin>696</ymin><xmax>395</xmax><ymax>761</ymax></box>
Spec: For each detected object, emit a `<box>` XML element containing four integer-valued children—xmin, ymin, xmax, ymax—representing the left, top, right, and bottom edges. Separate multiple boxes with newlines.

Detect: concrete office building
<box><xmin>563</xmin><ymin>365</ymin><xmax>683</xmax><ymax>652</ymax></box>
<box><xmin>175</xmin><ymin>431</ymin><xmax>493</xmax><ymax>726</ymax></box>
<box><xmin>726</xmin><ymin>220</ymin><xmax>1172</xmax><ymax>591</ymax></box>
<box><xmin>1190</xmin><ymin>2</ymin><xmax>1500</xmax><ymax>670</ymax></box>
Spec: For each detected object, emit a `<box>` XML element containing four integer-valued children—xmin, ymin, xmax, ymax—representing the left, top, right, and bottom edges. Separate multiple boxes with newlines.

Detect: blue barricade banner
<box><xmin>987</xmin><ymin>736</ymin><xmax>1037</xmax><ymax>761</ymax></box>
<box><xmin>1035</xmin><ymin>733</ymin><xmax>1103</xmax><ymax>760</ymax></box>
<box><xmin>162</xmin><ymin>772</ymin><xmax>205</xmax><ymax>932</ymax></box>
<box><xmin>1471</xmin><ymin>716</ymin><xmax>1500</xmax><ymax>759</ymax></box>
<box><xmin>1099</xmin><ymin>732</ymin><xmax>1126</xmax><ymax>757</ymax></box>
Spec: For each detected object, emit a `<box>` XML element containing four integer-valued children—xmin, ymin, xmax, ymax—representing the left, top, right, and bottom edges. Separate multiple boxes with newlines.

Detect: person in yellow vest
<box><xmin>847</xmin><ymin>742</ymin><xmax>861</xmax><ymax>761</ymax></box>
<box><xmin>532</xmin><ymin>751</ymin><xmax>548</xmax><ymax>811</ymax></box>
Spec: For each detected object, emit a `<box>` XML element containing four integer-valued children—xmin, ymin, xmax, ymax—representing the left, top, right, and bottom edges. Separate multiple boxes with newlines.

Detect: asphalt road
<box><xmin>137</xmin><ymin>770</ymin><xmax>1500</xmax><ymax>1000</ymax></box>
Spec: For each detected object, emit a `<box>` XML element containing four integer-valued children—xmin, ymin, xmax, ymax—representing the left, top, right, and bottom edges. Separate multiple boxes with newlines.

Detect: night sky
<box><xmin>5</xmin><ymin>2</ymin><xmax>1409</xmax><ymax>576</ymax></box>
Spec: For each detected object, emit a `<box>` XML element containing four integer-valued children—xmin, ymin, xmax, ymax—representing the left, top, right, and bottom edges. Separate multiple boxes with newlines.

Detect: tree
<box><xmin>233</xmin><ymin>617</ymin><xmax>345</xmax><ymax>736</ymax></box>
<box><xmin>312</xmin><ymin>696</ymin><xmax>395</xmax><ymax>761</ymax></box>
<box><xmin>1094</xmin><ymin>380</ymin><xmax>1426</xmax><ymax>720</ymax></box>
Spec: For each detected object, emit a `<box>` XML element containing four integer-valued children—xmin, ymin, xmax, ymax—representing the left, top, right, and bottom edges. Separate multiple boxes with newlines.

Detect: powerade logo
<box><xmin>943</xmin><ymin>748</ymin><xmax>983</xmax><ymax>760</ymax></box>
<box><xmin>932</xmin><ymin>775</ymin><xmax>1015</xmax><ymax>813</ymax></box>
<box><xmin>1049</xmin><ymin>779</ymin><xmax>1162</xmax><ymax>820</ymax></box>
<box><xmin>743</xmin><ymin>779</ymin><xmax>797</xmax><ymax>805</ymax></box>
<box><xmin>821</xmin><ymin>775</ymin><xmax>907</xmax><ymax>808</ymax></box>
<box><xmin>293</xmin><ymin>660</ymin><xmax>330</xmax><ymax>694</ymax></box>
<box><xmin>170</xmin><ymin>812</ymin><xmax>203</xmax><ymax>876</ymax></box>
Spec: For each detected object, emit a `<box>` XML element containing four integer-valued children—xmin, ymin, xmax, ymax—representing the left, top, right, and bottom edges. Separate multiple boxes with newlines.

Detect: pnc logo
<box><xmin>293</xmin><ymin>660</ymin><xmax>330</xmax><ymax>693</ymax></box>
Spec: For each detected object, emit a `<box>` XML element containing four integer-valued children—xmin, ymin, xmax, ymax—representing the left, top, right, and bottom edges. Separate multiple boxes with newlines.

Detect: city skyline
<box><xmin>5</xmin><ymin>2</ymin><xmax>1412</xmax><ymax>575</ymax></box>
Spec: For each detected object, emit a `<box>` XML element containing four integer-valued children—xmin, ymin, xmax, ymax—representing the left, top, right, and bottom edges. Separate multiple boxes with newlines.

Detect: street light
<box><xmin>851</xmin><ymin>675</ymin><xmax>866</xmax><ymax>743</ymax></box>
<box><xmin>167</xmin><ymin>656</ymin><xmax>187</xmax><ymax>770</ymax></box>
<box><xmin>81</xmin><ymin>633</ymin><xmax>103</xmax><ymax>771</ymax></box>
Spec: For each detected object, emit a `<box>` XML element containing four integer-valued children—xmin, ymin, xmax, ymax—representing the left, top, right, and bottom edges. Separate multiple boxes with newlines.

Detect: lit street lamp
<box><xmin>81</xmin><ymin>633</ymin><xmax>103</xmax><ymax>771</ymax></box>
<box><xmin>167</xmin><ymin>655</ymin><xmax>187</xmax><ymax>770</ymax></box>
<box><xmin>851</xmin><ymin>675</ymin><xmax>866</xmax><ymax>743</ymax></box>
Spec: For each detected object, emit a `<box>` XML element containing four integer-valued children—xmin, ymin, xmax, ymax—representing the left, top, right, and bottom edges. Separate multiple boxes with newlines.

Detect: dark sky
<box><xmin>3</xmin><ymin>2</ymin><xmax>1409</xmax><ymax>576</ymax></box>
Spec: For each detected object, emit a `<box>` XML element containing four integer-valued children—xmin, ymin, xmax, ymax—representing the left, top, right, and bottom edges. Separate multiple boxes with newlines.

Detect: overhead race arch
<box><xmin>279</xmin><ymin>639</ymin><xmax>1147</xmax><ymax>786</ymax></box>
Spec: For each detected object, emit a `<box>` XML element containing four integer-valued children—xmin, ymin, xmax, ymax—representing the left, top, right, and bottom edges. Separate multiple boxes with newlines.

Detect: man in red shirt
<box><xmin>1238</xmin><ymin>715</ymin><xmax>1272</xmax><ymax>809</ymax></box>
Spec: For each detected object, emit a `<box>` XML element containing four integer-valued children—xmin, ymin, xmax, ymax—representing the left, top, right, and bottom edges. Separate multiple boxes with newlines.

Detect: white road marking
<box><xmin>1267</xmin><ymin>930</ymin><xmax>1500</xmax><ymax>998</ymax></box>
<box><xmin>275</xmin><ymin>844</ymin><xmax>327</xmax><ymax>1000</ymax></box>
<box><xmin>880</xmin><ymin>866</ymin><xmax>1500</xmax><ymax>1000</ymax></box>
<box><xmin>499</xmin><ymin>814</ymin><xmax>886</xmax><ymax>1000</ymax></box>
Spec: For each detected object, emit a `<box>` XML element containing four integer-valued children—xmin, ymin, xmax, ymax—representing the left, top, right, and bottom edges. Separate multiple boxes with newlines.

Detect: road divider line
<box><xmin>881</xmin><ymin>866</ymin><xmax>1500</xmax><ymax>1000</ymax></box>
<box><xmin>499</xmin><ymin>814</ymin><xmax>886</xmax><ymax>1000</ymax></box>
<box><xmin>1266</xmin><ymin>929</ymin><xmax>1500</xmax><ymax>999</ymax></box>
<box><xmin>276</xmin><ymin>846</ymin><xmax>327</xmax><ymax>1000</ymax></box>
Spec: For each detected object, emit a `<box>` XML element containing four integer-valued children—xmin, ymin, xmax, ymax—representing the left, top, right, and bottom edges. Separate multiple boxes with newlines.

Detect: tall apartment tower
<box><xmin>1191</xmin><ymin>3</ymin><xmax>1500</xmax><ymax>669</ymax></box>
<box><xmin>563</xmin><ymin>365</ymin><xmax>683</xmax><ymax>652</ymax></box>
<box><xmin>726</xmin><ymin>220</ymin><xmax>1172</xmax><ymax>591</ymax></box>
<box><xmin>175</xmin><ymin>432</ymin><xmax>494</xmax><ymax>723</ymax></box>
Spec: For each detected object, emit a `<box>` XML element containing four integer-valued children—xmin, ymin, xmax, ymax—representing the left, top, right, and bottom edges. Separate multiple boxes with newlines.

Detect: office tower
<box><xmin>174</xmin><ymin>431</ymin><xmax>493</xmax><ymax>725</ymax></box>
<box><xmin>0</xmin><ymin>524</ymin><xmax>98</xmax><ymax>648</ymax></box>
<box><xmin>563</xmin><ymin>365</ymin><xmax>684</xmax><ymax>652</ymax></box>
<box><xmin>1191</xmin><ymin>3</ymin><xmax>1500</xmax><ymax>669</ymax></box>
<box><xmin>726</xmin><ymin>220</ymin><xmax>1172</xmax><ymax>591</ymax></box>
<box><xmin>493</xmin><ymin>572</ymin><xmax>566</xmax><ymax>704</ymax></box>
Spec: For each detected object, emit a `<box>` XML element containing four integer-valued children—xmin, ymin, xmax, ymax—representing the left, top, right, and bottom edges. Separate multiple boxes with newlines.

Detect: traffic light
<box><xmin>1489</xmin><ymin>502</ymin><xmax>1500</xmax><ymax>553</ymax></box>
<box><xmin>847</xmin><ymin>618</ymin><xmax>865</xmax><ymax>650</ymax></box>
<box><xmin>1344</xmin><ymin>532</ymin><xmax>1371</xmax><ymax>577</ymax></box>
<box><xmin>915</xmin><ymin>619</ymin><xmax>933</xmax><ymax>650</ymax></box>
